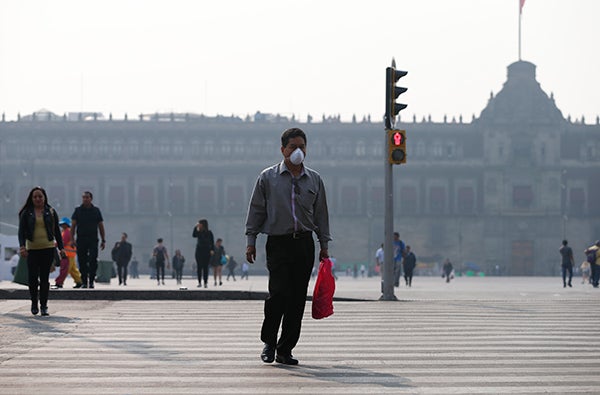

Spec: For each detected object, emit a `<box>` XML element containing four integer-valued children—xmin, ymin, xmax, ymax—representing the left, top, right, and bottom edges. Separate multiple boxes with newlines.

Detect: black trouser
<box><xmin>592</xmin><ymin>264</ymin><xmax>600</xmax><ymax>287</ymax></box>
<box><xmin>393</xmin><ymin>261</ymin><xmax>402</xmax><ymax>287</ymax></box>
<box><xmin>261</xmin><ymin>232</ymin><xmax>314</xmax><ymax>356</ymax></box>
<box><xmin>155</xmin><ymin>260</ymin><xmax>165</xmax><ymax>282</ymax></box>
<box><xmin>117</xmin><ymin>260</ymin><xmax>129</xmax><ymax>284</ymax></box>
<box><xmin>195</xmin><ymin>248</ymin><xmax>210</xmax><ymax>285</ymax></box>
<box><xmin>175</xmin><ymin>267</ymin><xmax>183</xmax><ymax>283</ymax></box>
<box><xmin>77</xmin><ymin>238</ymin><xmax>98</xmax><ymax>285</ymax></box>
<box><xmin>27</xmin><ymin>248</ymin><xmax>53</xmax><ymax>308</ymax></box>
<box><xmin>404</xmin><ymin>268</ymin><xmax>414</xmax><ymax>286</ymax></box>
<box><xmin>561</xmin><ymin>265</ymin><xmax>573</xmax><ymax>286</ymax></box>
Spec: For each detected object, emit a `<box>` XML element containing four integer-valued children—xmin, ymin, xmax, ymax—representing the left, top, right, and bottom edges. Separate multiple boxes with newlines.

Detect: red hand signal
<box><xmin>393</xmin><ymin>132</ymin><xmax>403</xmax><ymax>146</ymax></box>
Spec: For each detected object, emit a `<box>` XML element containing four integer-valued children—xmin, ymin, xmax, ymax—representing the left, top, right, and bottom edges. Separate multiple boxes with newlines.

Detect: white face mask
<box><xmin>289</xmin><ymin>148</ymin><xmax>305</xmax><ymax>165</ymax></box>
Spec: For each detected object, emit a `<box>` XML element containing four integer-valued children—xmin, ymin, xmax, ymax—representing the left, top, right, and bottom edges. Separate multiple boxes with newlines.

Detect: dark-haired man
<box><xmin>71</xmin><ymin>191</ymin><xmax>105</xmax><ymax>288</ymax></box>
<box><xmin>559</xmin><ymin>239</ymin><xmax>574</xmax><ymax>288</ymax></box>
<box><xmin>245</xmin><ymin>127</ymin><xmax>331</xmax><ymax>366</ymax></box>
<box><xmin>112</xmin><ymin>233</ymin><xmax>133</xmax><ymax>285</ymax></box>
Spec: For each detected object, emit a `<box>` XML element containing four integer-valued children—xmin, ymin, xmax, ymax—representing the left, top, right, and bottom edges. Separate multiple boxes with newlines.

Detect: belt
<box><xmin>271</xmin><ymin>231</ymin><xmax>312</xmax><ymax>240</ymax></box>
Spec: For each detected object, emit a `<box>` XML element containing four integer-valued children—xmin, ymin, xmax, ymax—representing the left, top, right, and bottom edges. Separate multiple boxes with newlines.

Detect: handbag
<box><xmin>50</xmin><ymin>248</ymin><xmax>61</xmax><ymax>273</ymax></box>
<box><xmin>312</xmin><ymin>258</ymin><xmax>335</xmax><ymax>319</ymax></box>
<box><xmin>13</xmin><ymin>257</ymin><xmax>29</xmax><ymax>286</ymax></box>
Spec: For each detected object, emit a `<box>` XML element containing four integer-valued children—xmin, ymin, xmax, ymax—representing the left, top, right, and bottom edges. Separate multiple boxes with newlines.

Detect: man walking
<box><xmin>71</xmin><ymin>191</ymin><xmax>105</xmax><ymax>289</ymax></box>
<box><xmin>559</xmin><ymin>239</ymin><xmax>574</xmax><ymax>288</ymax></box>
<box><xmin>393</xmin><ymin>232</ymin><xmax>406</xmax><ymax>287</ymax></box>
<box><xmin>112</xmin><ymin>233</ymin><xmax>133</xmax><ymax>285</ymax></box>
<box><xmin>245</xmin><ymin>127</ymin><xmax>331</xmax><ymax>366</ymax></box>
<box><xmin>402</xmin><ymin>245</ymin><xmax>416</xmax><ymax>287</ymax></box>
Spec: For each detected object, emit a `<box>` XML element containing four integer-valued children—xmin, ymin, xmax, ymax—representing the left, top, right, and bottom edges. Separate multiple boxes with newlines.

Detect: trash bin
<box><xmin>96</xmin><ymin>260</ymin><xmax>114</xmax><ymax>283</ymax></box>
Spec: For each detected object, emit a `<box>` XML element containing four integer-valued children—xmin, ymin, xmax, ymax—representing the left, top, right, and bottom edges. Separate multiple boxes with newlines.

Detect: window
<box><xmin>429</xmin><ymin>186</ymin><xmax>445</xmax><ymax>214</ymax></box>
<box><xmin>457</xmin><ymin>187</ymin><xmax>474</xmax><ymax>213</ymax></box>
<box><xmin>370</xmin><ymin>186</ymin><xmax>384</xmax><ymax>215</ymax></box>
<box><xmin>400</xmin><ymin>186</ymin><xmax>418</xmax><ymax>214</ymax></box>
<box><xmin>226</xmin><ymin>185</ymin><xmax>244</xmax><ymax>213</ymax></box>
<box><xmin>569</xmin><ymin>188</ymin><xmax>585</xmax><ymax>215</ymax></box>
<box><xmin>513</xmin><ymin>186</ymin><xmax>533</xmax><ymax>209</ymax></box>
<box><xmin>197</xmin><ymin>185</ymin><xmax>216</xmax><ymax>214</ymax></box>
<box><xmin>340</xmin><ymin>186</ymin><xmax>359</xmax><ymax>214</ymax></box>
<box><xmin>168</xmin><ymin>185</ymin><xmax>185</xmax><ymax>214</ymax></box>
<box><xmin>138</xmin><ymin>185</ymin><xmax>155</xmax><ymax>212</ymax></box>
<box><xmin>108</xmin><ymin>186</ymin><xmax>126</xmax><ymax>213</ymax></box>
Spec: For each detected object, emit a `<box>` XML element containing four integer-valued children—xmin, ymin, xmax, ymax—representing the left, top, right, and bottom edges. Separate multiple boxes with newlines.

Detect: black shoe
<box><xmin>275</xmin><ymin>354</ymin><xmax>299</xmax><ymax>365</ymax></box>
<box><xmin>31</xmin><ymin>303</ymin><xmax>39</xmax><ymax>316</ymax></box>
<box><xmin>568</xmin><ymin>283</ymin><xmax>572</xmax><ymax>287</ymax></box>
<box><xmin>73</xmin><ymin>282</ymin><xmax>83</xmax><ymax>289</ymax></box>
<box><xmin>260</xmin><ymin>344</ymin><xmax>275</xmax><ymax>363</ymax></box>
<box><xmin>40</xmin><ymin>306</ymin><xmax>49</xmax><ymax>316</ymax></box>
<box><xmin>89</xmin><ymin>282</ymin><xmax>95</xmax><ymax>289</ymax></box>
<box><xmin>50</xmin><ymin>284</ymin><xmax>62</xmax><ymax>290</ymax></box>
<box><xmin>82</xmin><ymin>283</ymin><xmax>88</xmax><ymax>289</ymax></box>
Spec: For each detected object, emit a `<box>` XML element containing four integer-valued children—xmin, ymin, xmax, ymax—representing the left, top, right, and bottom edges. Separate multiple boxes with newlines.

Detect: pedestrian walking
<box><xmin>71</xmin><ymin>191</ymin><xmax>106</xmax><ymax>289</ymax></box>
<box><xmin>559</xmin><ymin>239</ymin><xmax>574</xmax><ymax>288</ymax></box>
<box><xmin>245</xmin><ymin>127</ymin><xmax>331</xmax><ymax>366</ymax></box>
<box><xmin>130</xmin><ymin>256</ymin><xmax>139</xmax><ymax>279</ymax></box>
<box><xmin>192</xmin><ymin>219</ymin><xmax>214</xmax><ymax>288</ymax></box>
<box><xmin>580</xmin><ymin>260</ymin><xmax>591</xmax><ymax>284</ymax></box>
<box><xmin>52</xmin><ymin>217</ymin><xmax>83</xmax><ymax>289</ymax></box>
<box><xmin>442</xmin><ymin>258</ymin><xmax>454</xmax><ymax>283</ymax></box>
<box><xmin>226</xmin><ymin>255</ymin><xmax>238</xmax><ymax>281</ymax></box>
<box><xmin>112</xmin><ymin>233</ymin><xmax>133</xmax><ymax>285</ymax></box>
<box><xmin>211</xmin><ymin>238</ymin><xmax>225</xmax><ymax>286</ymax></box>
<box><xmin>393</xmin><ymin>232</ymin><xmax>405</xmax><ymax>287</ymax></box>
<box><xmin>402</xmin><ymin>245</ymin><xmax>416</xmax><ymax>287</ymax></box>
<box><xmin>584</xmin><ymin>241</ymin><xmax>600</xmax><ymax>288</ymax></box>
<box><xmin>241</xmin><ymin>261</ymin><xmax>249</xmax><ymax>279</ymax></box>
<box><xmin>18</xmin><ymin>186</ymin><xmax>66</xmax><ymax>316</ymax></box>
<box><xmin>152</xmin><ymin>238</ymin><xmax>170</xmax><ymax>285</ymax></box>
<box><xmin>172</xmin><ymin>250</ymin><xmax>185</xmax><ymax>284</ymax></box>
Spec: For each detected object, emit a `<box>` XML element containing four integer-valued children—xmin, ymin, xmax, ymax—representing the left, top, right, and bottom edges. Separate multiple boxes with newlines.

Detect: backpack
<box><xmin>155</xmin><ymin>246</ymin><xmax>166</xmax><ymax>263</ymax></box>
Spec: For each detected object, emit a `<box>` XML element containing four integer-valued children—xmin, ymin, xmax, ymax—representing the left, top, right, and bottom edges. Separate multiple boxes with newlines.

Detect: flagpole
<box><xmin>518</xmin><ymin>0</ymin><xmax>522</xmax><ymax>60</ymax></box>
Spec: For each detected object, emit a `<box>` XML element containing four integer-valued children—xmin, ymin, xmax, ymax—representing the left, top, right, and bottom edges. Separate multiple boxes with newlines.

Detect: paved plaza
<box><xmin>1</xmin><ymin>275</ymin><xmax>599</xmax><ymax>394</ymax></box>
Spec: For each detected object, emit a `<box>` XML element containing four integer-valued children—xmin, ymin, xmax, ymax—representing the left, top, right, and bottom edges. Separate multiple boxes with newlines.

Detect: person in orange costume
<box><xmin>52</xmin><ymin>217</ymin><xmax>83</xmax><ymax>289</ymax></box>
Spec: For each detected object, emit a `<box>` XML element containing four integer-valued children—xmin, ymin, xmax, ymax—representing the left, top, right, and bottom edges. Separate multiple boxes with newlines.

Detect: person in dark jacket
<box><xmin>18</xmin><ymin>187</ymin><xmax>65</xmax><ymax>316</ymax></box>
<box><xmin>559</xmin><ymin>239</ymin><xmax>574</xmax><ymax>288</ymax></box>
<box><xmin>192</xmin><ymin>219</ymin><xmax>214</xmax><ymax>288</ymax></box>
<box><xmin>442</xmin><ymin>258</ymin><xmax>454</xmax><ymax>283</ymax></box>
<box><xmin>112</xmin><ymin>232</ymin><xmax>133</xmax><ymax>285</ymax></box>
<box><xmin>402</xmin><ymin>245</ymin><xmax>417</xmax><ymax>287</ymax></box>
<box><xmin>71</xmin><ymin>191</ymin><xmax>106</xmax><ymax>289</ymax></box>
<box><xmin>172</xmin><ymin>249</ymin><xmax>185</xmax><ymax>285</ymax></box>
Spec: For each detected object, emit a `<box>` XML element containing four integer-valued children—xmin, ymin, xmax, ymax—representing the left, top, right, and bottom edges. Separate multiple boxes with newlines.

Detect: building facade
<box><xmin>1</xmin><ymin>60</ymin><xmax>599</xmax><ymax>274</ymax></box>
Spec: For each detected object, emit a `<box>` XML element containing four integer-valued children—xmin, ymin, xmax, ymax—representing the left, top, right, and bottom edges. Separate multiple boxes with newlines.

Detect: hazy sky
<box><xmin>0</xmin><ymin>0</ymin><xmax>598</xmax><ymax>123</ymax></box>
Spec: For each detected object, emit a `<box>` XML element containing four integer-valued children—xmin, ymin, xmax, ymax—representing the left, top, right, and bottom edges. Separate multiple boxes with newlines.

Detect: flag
<box><xmin>519</xmin><ymin>0</ymin><xmax>526</xmax><ymax>14</ymax></box>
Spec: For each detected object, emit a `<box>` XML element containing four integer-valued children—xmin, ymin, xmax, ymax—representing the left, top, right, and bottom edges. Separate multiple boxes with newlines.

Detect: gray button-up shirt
<box><xmin>245</xmin><ymin>161</ymin><xmax>331</xmax><ymax>250</ymax></box>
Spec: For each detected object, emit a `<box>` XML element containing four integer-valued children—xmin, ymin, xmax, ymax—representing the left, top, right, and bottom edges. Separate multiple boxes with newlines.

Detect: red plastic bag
<box><xmin>312</xmin><ymin>258</ymin><xmax>335</xmax><ymax>319</ymax></box>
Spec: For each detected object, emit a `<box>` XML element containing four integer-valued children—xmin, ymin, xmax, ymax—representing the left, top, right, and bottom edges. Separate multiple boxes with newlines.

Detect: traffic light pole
<box><xmin>382</xmin><ymin>131</ymin><xmax>397</xmax><ymax>301</ymax></box>
<box><xmin>381</xmin><ymin>59</ymin><xmax>407</xmax><ymax>301</ymax></box>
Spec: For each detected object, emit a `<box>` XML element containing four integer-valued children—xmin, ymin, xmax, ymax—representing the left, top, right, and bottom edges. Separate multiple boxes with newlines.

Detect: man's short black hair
<box><xmin>83</xmin><ymin>190</ymin><xmax>93</xmax><ymax>200</ymax></box>
<box><xmin>281</xmin><ymin>128</ymin><xmax>306</xmax><ymax>148</ymax></box>
<box><xmin>562</xmin><ymin>240</ymin><xmax>568</xmax><ymax>245</ymax></box>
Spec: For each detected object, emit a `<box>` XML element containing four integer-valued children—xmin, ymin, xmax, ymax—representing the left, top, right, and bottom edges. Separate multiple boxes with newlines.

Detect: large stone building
<box><xmin>1</xmin><ymin>60</ymin><xmax>598</xmax><ymax>275</ymax></box>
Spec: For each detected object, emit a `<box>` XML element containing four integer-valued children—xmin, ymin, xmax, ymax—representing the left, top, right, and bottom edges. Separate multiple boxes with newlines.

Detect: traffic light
<box><xmin>387</xmin><ymin>129</ymin><xmax>407</xmax><ymax>165</ymax></box>
<box><xmin>385</xmin><ymin>67</ymin><xmax>408</xmax><ymax>129</ymax></box>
